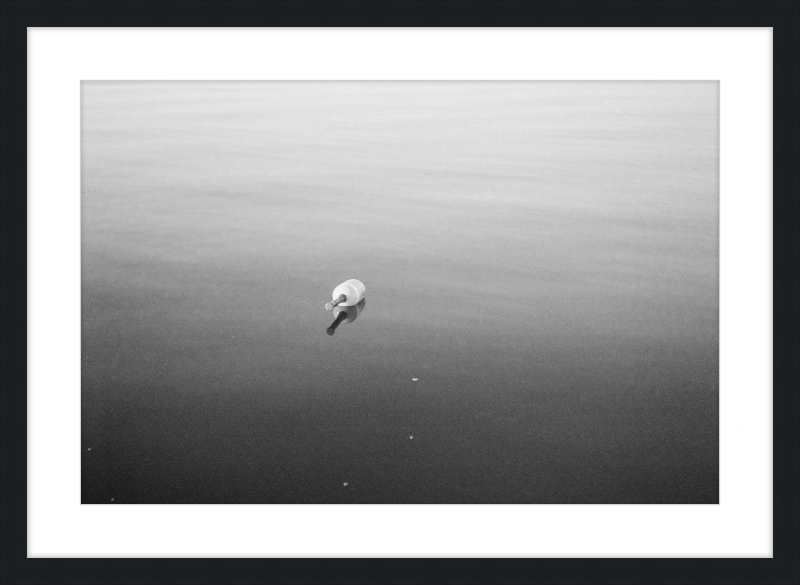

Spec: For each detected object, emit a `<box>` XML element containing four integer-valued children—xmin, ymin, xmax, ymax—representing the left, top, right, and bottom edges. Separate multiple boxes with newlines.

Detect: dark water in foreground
<box><xmin>82</xmin><ymin>82</ymin><xmax>718</xmax><ymax>503</ymax></box>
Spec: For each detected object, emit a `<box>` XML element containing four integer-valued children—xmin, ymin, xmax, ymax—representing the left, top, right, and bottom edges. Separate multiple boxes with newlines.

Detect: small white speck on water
<box><xmin>87</xmin><ymin>448</ymin><xmax>91</xmax><ymax>451</ymax></box>
<box><xmin>110</xmin><ymin>498</ymin><xmax>115</xmax><ymax>502</ymax></box>
<box><xmin>412</xmin><ymin>378</ymin><xmax>418</xmax><ymax>382</ymax></box>
<box><xmin>409</xmin><ymin>435</ymin><xmax>414</xmax><ymax>440</ymax></box>
<box><xmin>343</xmin><ymin>482</ymin><xmax>348</xmax><ymax>487</ymax></box>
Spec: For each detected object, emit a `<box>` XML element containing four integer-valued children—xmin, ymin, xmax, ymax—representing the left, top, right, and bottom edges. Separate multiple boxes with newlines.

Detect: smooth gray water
<box><xmin>82</xmin><ymin>81</ymin><xmax>718</xmax><ymax>503</ymax></box>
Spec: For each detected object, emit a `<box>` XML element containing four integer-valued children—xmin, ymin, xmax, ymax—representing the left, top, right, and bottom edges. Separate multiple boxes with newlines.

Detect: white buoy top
<box><xmin>325</xmin><ymin>279</ymin><xmax>366</xmax><ymax>310</ymax></box>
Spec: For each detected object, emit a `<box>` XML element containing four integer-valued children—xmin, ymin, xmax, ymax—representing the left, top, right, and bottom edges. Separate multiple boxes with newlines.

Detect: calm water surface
<box><xmin>82</xmin><ymin>82</ymin><xmax>718</xmax><ymax>503</ymax></box>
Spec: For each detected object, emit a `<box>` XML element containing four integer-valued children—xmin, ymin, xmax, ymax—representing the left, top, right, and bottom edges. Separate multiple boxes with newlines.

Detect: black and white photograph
<box><xmin>81</xmin><ymin>81</ymin><xmax>719</xmax><ymax>505</ymax></box>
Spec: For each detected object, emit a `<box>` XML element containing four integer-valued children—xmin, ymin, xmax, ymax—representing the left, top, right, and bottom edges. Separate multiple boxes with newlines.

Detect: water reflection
<box><xmin>326</xmin><ymin>298</ymin><xmax>367</xmax><ymax>336</ymax></box>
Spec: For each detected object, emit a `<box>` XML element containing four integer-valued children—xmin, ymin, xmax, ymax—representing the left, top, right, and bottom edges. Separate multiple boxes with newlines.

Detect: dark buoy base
<box><xmin>326</xmin><ymin>311</ymin><xmax>348</xmax><ymax>336</ymax></box>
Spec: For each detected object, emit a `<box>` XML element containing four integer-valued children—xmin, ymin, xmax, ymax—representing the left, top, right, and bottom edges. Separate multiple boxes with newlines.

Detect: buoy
<box><xmin>327</xmin><ymin>298</ymin><xmax>366</xmax><ymax>336</ymax></box>
<box><xmin>325</xmin><ymin>279</ymin><xmax>366</xmax><ymax>310</ymax></box>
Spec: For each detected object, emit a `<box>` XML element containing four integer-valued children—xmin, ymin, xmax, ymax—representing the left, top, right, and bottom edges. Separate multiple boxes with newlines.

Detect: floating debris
<box><xmin>87</xmin><ymin>448</ymin><xmax>91</xmax><ymax>451</ymax></box>
<box><xmin>343</xmin><ymin>482</ymin><xmax>348</xmax><ymax>487</ymax></box>
<box><xmin>110</xmin><ymin>498</ymin><xmax>115</xmax><ymax>502</ymax></box>
<box><xmin>412</xmin><ymin>378</ymin><xmax>418</xmax><ymax>382</ymax></box>
<box><xmin>409</xmin><ymin>435</ymin><xmax>414</xmax><ymax>440</ymax></box>
<box><xmin>325</xmin><ymin>279</ymin><xmax>366</xmax><ymax>311</ymax></box>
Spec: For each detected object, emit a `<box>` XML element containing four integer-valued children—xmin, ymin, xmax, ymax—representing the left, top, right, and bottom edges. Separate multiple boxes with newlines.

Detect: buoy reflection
<box><xmin>326</xmin><ymin>298</ymin><xmax>366</xmax><ymax>336</ymax></box>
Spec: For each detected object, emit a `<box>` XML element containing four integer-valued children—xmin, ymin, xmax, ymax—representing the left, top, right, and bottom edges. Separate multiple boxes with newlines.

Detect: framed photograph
<box><xmin>3</xmin><ymin>1</ymin><xmax>797</xmax><ymax>584</ymax></box>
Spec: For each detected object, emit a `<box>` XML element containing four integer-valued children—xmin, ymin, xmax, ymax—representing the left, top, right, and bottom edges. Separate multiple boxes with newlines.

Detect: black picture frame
<box><xmin>2</xmin><ymin>1</ymin><xmax>798</xmax><ymax>584</ymax></box>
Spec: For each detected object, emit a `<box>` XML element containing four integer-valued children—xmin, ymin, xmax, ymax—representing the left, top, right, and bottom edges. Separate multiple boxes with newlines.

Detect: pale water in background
<box><xmin>82</xmin><ymin>82</ymin><xmax>718</xmax><ymax>503</ymax></box>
